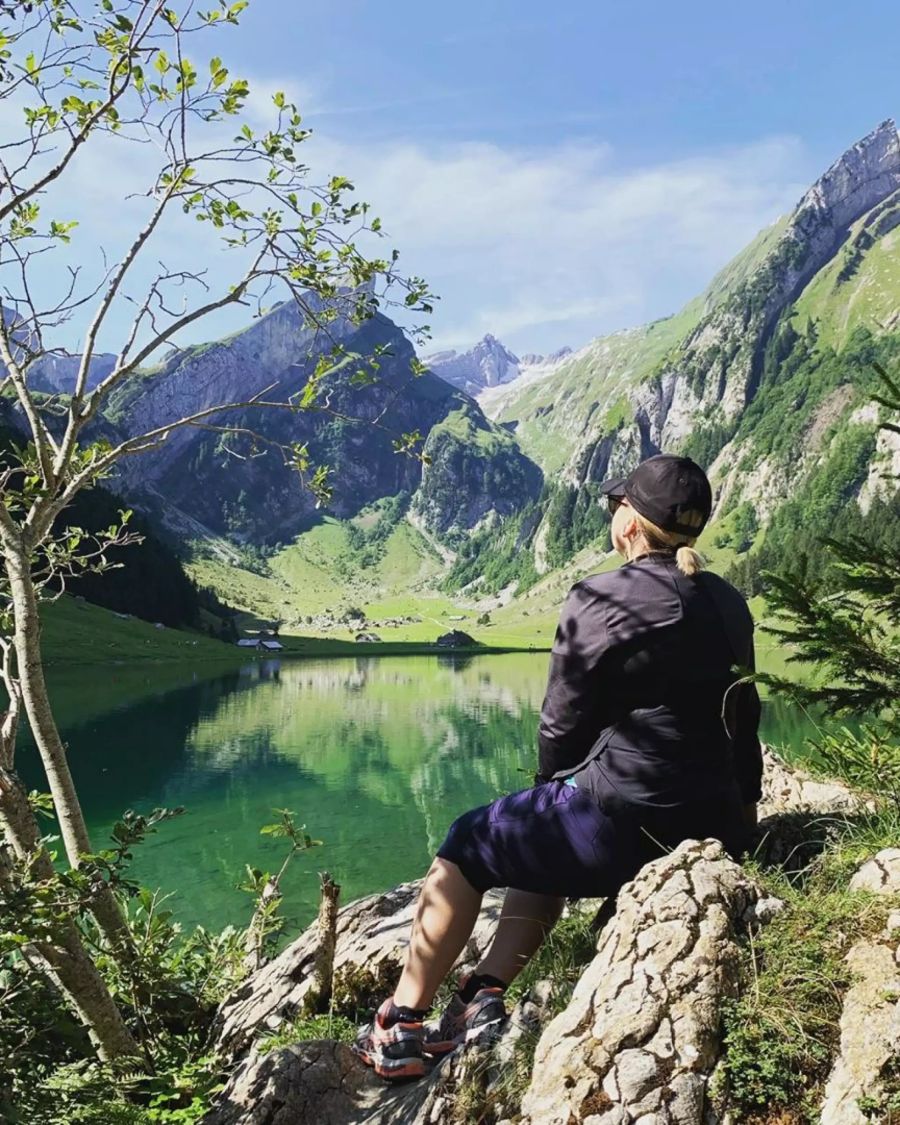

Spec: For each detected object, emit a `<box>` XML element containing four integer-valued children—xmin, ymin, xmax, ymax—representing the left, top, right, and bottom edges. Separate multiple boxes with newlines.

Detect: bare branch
<box><xmin>0</xmin><ymin>640</ymin><xmax>21</xmax><ymax>770</ymax></box>
<box><xmin>68</xmin><ymin>179</ymin><xmax>178</xmax><ymax>410</ymax></box>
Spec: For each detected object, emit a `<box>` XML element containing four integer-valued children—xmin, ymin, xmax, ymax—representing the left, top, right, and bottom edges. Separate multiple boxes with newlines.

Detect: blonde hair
<box><xmin>631</xmin><ymin>510</ymin><xmax>705</xmax><ymax>576</ymax></box>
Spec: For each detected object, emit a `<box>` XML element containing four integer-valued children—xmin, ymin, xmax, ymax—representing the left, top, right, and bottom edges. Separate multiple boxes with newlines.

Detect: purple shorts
<box><xmin>437</xmin><ymin>780</ymin><xmax>747</xmax><ymax>897</ymax></box>
<box><xmin>436</xmin><ymin>781</ymin><xmax>639</xmax><ymax>898</ymax></box>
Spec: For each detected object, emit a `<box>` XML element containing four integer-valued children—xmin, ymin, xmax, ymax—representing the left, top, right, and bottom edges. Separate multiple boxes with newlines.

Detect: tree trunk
<box><xmin>4</xmin><ymin>548</ymin><xmax>138</xmax><ymax>961</ymax></box>
<box><xmin>0</xmin><ymin>764</ymin><xmax>140</xmax><ymax>1061</ymax></box>
<box><xmin>311</xmin><ymin>873</ymin><xmax>341</xmax><ymax>1012</ymax></box>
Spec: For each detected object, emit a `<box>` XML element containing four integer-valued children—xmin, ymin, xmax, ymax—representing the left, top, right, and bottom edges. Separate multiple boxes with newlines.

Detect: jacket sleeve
<box><xmin>730</xmin><ymin>630</ymin><xmax>764</xmax><ymax>804</ymax></box>
<box><xmin>536</xmin><ymin>580</ymin><xmax>609</xmax><ymax>781</ymax></box>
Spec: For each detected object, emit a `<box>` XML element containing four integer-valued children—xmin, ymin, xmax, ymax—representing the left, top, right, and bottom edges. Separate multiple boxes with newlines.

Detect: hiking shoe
<box><xmin>353</xmin><ymin>998</ymin><xmax>426</xmax><ymax>1081</ymax></box>
<box><xmin>423</xmin><ymin>975</ymin><xmax>507</xmax><ymax>1056</ymax></box>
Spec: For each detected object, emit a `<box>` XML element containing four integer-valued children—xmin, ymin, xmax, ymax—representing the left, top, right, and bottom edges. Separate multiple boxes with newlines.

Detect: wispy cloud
<box><xmin>299</xmin><ymin>131</ymin><xmax>810</xmax><ymax>351</ymax></box>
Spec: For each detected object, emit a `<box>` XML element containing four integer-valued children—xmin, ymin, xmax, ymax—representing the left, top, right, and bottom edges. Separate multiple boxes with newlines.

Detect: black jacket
<box><xmin>537</xmin><ymin>551</ymin><xmax>763</xmax><ymax>813</ymax></box>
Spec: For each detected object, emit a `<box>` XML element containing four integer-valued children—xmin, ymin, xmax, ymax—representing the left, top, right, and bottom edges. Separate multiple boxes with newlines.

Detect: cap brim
<box><xmin>598</xmin><ymin>477</ymin><xmax>627</xmax><ymax>497</ymax></box>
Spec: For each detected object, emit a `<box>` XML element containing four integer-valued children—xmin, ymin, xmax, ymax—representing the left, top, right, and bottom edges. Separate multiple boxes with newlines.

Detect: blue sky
<box><xmin>224</xmin><ymin>0</ymin><xmax>900</xmax><ymax>353</ymax></box>
<box><xmin>8</xmin><ymin>0</ymin><xmax>900</xmax><ymax>356</ymax></box>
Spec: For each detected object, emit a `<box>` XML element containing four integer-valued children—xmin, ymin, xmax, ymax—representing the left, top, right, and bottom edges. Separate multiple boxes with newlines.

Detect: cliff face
<box><xmin>411</xmin><ymin>402</ymin><xmax>542</xmax><ymax>538</ymax></box>
<box><xmin>581</xmin><ymin>120</ymin><xmax>900</xmax><ymax>481</ymax></box>
<box><xmin>107</xmin><ymin>303</ymin><xmax>540</xmax><ymax>544</ymax></box>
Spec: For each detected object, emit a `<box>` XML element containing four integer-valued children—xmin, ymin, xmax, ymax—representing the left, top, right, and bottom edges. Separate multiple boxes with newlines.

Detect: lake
<box><xmin>17</xmin><ymin>654</ymin><xmax>829</xmax><ymax>936</ymax></box>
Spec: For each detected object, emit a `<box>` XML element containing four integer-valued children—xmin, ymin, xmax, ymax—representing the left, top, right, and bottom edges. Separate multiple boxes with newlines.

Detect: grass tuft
<box><xmin>716</xmin><ymin>806</ymin><xmax>900</xmax><ymax>1123</ymax></box>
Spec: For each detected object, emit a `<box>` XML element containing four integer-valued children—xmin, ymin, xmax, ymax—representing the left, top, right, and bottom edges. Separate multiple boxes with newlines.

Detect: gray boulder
<box><xmin>204</xmin><ymin>984</ymin><xmax>554</xmax><ymax>1125</ymax></box>
<box><xmin>518</xmin><ymin>839</ymin><xmax>764</xmax><ymax>1125</ymax></box>
<box><xmin>758</xmin><ymin>746</ymin><xmax>866</xmax><ymax>818</ymax></box>
<box><xmin>203</xmin><ymin>1041</ymin><xmax>378</xmax><ymax>1125</ymax></box>
<box><xmin>435</xmin><ymin>630</ymin><xmax>477</xmax><ymax>649</ymax></box>
<box><xmin>848</xmin><ymin>847</ymin><xmax>900</xmax><ymax>894</ymax></box>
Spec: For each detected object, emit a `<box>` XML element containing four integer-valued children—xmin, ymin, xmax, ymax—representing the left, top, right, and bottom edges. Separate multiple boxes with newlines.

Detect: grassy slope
<box><xmin>187</xmin><ymin>515</ymin><xmax>487</xmax><ymax>644</ymax></box>
<box><xmin>792</xmin><ymin>212</ymin><xmax>900</xmax><ymax>347</ymax></box>
<box><xmin>492</xmin><ymin>308</ymin><xmax>701</xmax><ymax>473</ymax></box>
<box><xmin>40</xmin><ymin>597</ymin><xmax>242</xmax><ymax>668</ymax></box>
<box><xmin>700</xmin><ymin>213</ymin><xmax>790</xmax><ymax>308</ymax></box>
<box><xmin>182</xmin><ymin>501</ymin><xmax>803</xmax><ymax>680</ymax></box>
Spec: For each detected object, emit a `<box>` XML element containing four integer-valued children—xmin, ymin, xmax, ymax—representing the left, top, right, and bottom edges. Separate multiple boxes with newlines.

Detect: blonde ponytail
<box><xmin>632</xmin><ymin>510</ymin><xmax>706</xmax><ymax>576</ymax></box>
<box><xmin>675</xmin><ymin>544</ymin><xmax>704</xmax><ymax>576</ymax></box>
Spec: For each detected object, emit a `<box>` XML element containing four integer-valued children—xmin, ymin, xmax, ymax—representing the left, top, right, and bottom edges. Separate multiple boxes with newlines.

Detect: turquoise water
<box><xmin>17</xmin><ymin>654</ymin><xmax>830</xmax><ymax>935</ymax></box>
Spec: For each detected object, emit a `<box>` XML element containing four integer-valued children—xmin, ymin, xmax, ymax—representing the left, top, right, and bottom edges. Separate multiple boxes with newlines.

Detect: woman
<box><xmin>355</xmin><ymin>453</ymin><xmax>762</xmax><ymax>1081</ymax></box>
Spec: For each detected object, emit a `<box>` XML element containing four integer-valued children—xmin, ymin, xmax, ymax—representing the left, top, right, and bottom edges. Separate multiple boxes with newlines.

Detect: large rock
<box><xmin>819</xmin><ymin>882</ymin><xmax>900</xmax><ymax>1124</ymax></box>
<box><xmin>848</xmin><ymin>848</ymin><xmax>900</xmax><ymax>894</ymax></box>
<box><xmin>518</xmin><ymin>839</ymin><xmax>764</xmax><ymax>1125</ymax></box>
<box><xmin>203</xmin><ymin>1041</ymin><xmax>379</xmax><ymax>1125</ymax></box>
<box><xmin>213</xmin><ymin>881</ymin><xmax>504</xmax><ymax>1058</ymax></box>
<box><xmin>758</xmin><ymin>746</ymin><xmax>864</xmax><ymax>817</ymax></box>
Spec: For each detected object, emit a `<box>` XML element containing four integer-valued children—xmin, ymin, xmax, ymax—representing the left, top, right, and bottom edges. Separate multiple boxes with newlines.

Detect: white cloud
<box><xmin>299</xmin><ymin>133</ymin><xmax>810</xmax><ymax>353</ymax></box>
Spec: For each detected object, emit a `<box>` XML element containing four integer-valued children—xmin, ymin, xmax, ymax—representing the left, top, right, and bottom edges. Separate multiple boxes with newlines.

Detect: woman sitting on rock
<box><xmin>355</xmin><ymin>454</ymin><xmax>763</xmax><ymax>1081</ymax></box>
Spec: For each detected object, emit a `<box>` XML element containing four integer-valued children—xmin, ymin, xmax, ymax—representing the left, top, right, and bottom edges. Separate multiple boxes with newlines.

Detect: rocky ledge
<box><xmin>203</xmin><ymin>751</ymin><xmax>898</xmax><ymax>1125</ymax></box>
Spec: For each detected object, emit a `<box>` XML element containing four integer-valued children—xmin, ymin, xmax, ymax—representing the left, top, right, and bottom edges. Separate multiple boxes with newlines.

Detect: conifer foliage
<box><xmin>756</xmin><ymin>363</ymin><xmax>900</xmax><ymax>749</ymax></box>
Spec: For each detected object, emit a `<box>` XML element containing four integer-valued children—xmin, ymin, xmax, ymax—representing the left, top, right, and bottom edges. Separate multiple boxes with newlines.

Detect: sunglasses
<box><xmin>607</xmin><ymin>495</ymin><xmax>625</xmax><ymax>516</ymax></box>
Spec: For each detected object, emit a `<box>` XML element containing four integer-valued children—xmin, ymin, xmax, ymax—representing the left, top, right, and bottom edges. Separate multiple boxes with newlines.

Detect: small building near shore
<box><xmin>236</xmin><ymin>638</ymin><xmax>284</xmax><ymax>652</ymax></box>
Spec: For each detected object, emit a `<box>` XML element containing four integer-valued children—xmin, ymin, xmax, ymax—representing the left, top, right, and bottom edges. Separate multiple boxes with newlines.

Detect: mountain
<box><xmin>491</xmin><ymin>120</ymin><xmax>900</xmax><ymax>486</ymax></box>
<box><xmin>463</xmin><ymin>119</ymin><xmax>900</xmax><ymax>593</ymax></box>
<box><xmin>106</xmin><ymin>301</ymin><xmax>542</xmax><ymax>545</ymax></box>
<box><xmin>424</xmin><ymin>334</ymin><xmax>573</xmax><ymax>397</ymax></box>
<box><xmin>411</xmin><ymin>399</ymin><xmax>543</xmax><ymax>539</ymax></box>
<box><xmin>5</xmin><ymin>121</ymin><xmax>900</xmax><ymax>641</ymax></box>
<box><xmin>424</xmin><ymin>334</ymin><xmax>524</xmax><ymax>395</ymax></box>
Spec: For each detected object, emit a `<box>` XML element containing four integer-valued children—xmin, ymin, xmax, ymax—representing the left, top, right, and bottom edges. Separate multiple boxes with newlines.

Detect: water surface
<box><xmin>18</xmin><ymin>654</ymin><xmax>831</xmax><ymax>934</ymax></box>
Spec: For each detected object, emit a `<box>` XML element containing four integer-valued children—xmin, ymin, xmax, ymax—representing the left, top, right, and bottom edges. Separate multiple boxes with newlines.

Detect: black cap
<box><xmin>599</xmin><ymin>454</ymin><xmax>712</xmax><ymax>537</ymax></box>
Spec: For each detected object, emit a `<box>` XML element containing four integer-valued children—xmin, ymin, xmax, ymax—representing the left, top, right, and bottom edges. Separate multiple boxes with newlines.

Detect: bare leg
<box><xmin>393</xmin><ymin>857</ymin><xmax>483</xmax><ymax>1010</ymax></box>
<box><xmin>474</xmin><ymin>889</ymin><xmax>564</xmax><ymax>985</ymax></box>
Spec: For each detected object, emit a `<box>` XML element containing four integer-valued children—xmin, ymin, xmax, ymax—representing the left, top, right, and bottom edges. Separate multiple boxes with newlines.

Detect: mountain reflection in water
<box><xmin>18</xmin><ymin>654</ymin><xmax>830</xmax><ymax>935</ymax></box>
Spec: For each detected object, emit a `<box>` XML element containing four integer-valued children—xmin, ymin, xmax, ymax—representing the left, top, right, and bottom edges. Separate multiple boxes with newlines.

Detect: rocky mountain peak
<box><xmin>424</xmin><ymin>334</ymin><xmax>522</xmax><ymax>396</ymax></box>
<box><xmin>518</xmin><ymin>345</ymin><xmax>572</xmax><ymax>367</ymax></box>
<box><xmin>424</xmin><ymin>335</ymin><xmax>572</xmax><ymax>398</ymax></box>
<box><xmin>795</xmin><ymin>118</ymin><xmax>900</xmax><ymax>231</ymax></box>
